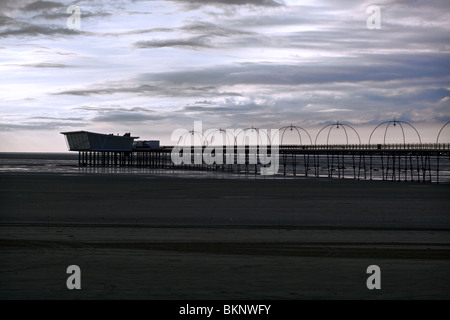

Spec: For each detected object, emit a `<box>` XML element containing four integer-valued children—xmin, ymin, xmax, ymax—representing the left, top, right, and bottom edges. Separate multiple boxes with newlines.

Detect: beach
<box><xmin>0</xmin><ymin>173</ymin><xmax>449</xmax><ymax>299</ymax></box>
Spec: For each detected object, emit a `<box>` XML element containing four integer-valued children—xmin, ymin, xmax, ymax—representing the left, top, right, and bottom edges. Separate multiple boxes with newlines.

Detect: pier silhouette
<box><xmin>62</xmin><ymin>121</ymin><xmax>450</xmax><ymax>183</ymax></box>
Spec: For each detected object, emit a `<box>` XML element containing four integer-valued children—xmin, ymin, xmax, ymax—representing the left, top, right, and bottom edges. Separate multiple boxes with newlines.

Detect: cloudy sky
<box><xmin>0</xmin><ymin>0</ymin><xmax>449</xmax><ymax>151</ymax></box>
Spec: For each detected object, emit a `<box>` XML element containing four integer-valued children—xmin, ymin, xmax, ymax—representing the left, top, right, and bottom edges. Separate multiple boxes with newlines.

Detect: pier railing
<box><xmin>277</xmin><ymin>143</ymin><xmax>450</xmax><ymax>150</ymax></box>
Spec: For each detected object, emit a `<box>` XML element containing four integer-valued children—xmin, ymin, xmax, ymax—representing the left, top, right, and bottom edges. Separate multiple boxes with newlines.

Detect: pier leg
<box><xmin>358</xmin><ymin>153</ymin><xmax>362</xmax><ymax>180</ymax></box>
<box><xmin>422</xmin><ymin>156</ymin><xmax>426</xmax><ymax>183</ymax></box>
<box><xmin>416</xmin><ymin>155</ymin><xmax>420</xmax><ymax>182</ymax></box>
<box><xmin>329</xmin><ymin>155</ymin><xmax>332</xmax><ymax>178</ymax></box>
<box><xmin>410</xmin><ymin>154</ymin><xmax>414</xmax><ymax>182</ymax></box>
<box><xmin>392</xmin><ymin>154</ymin><xmax>395</xmax><ymax>181</ymax></box>
<box><xmin>437</xmin><ymin>154</ymin><xmax>440</xmax><ymax>184</ymax></box>
<box><xmin>304</xmin><ymin>154</ymin><xmax>309</xmax><ymax>177</ymax></box>
<box><xmin>386</xmin><ymin>154</ymin><xmax>390</xmax><ymax>180</ymax></box>
<box><xmin>363</xmin><ymin>154</ymin><xmax>367</xmax><ymax>180</ymax></box>
<box><xmin>420</xmin><ymin>155</ymin><xmax>425</xmax><ymax>183</ymax></box>
<box><xmin>292</xmin><ymin>154</ymin><xmax>296</xmax><ymax>176</ymax></box>
<box><xmin>398</xmin><ymin>154</ymin><xmax>406</xmax><ymax>181</ymax></box>
<box><xmin>338</xmin><ymin>154</ymin><xmax>341</xmax><ymax>178</ymax></box>
<box><xmin>313</xmin><ymin>154</ymin><xmax>317</xmax><ymax>177</ymax></box>
<box><xmin>352</xmin><ymin>154</ymin><xmax>356</xmax><ymax>179</ymax></box>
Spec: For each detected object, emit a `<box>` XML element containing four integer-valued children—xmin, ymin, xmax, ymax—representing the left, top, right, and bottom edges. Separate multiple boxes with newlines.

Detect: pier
<box><xmin>72</xmin><ymin>144</ymin><xmax>450</xmax><ymax>183</ymax></box>
<box><xmin>62</xmin><ymin>121</ymin><xmax>450</xmax><ymax>183</ymax></box>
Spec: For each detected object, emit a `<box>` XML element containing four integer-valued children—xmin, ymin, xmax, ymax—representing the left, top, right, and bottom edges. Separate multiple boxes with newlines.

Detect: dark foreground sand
<box><xmin>0</xmin><ymin>173</ymin><xmax>449</xmax><ymax>299</ymax></box>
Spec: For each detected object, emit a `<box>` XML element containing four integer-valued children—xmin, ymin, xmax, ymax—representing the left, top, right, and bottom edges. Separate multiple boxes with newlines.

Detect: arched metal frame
<box><xmin>177</xmin><ymin>130</ymin><xmax>207</xmax><ymax>147</ymax></box>
<box><xmin>279</xmin><ymin>125</ymin><xmax>313</xmax><ymax>146</ymax></box>
<box><xmin>174</xmin><ymin>120</ymin><xmax>430</xmax><ymax>147</ymax></box>
<box><xmin>436</xmin><ymin>121</ymin><xmax>450</xmax><ymax>144</ymax></box>
<box><xmin>314</xmin><ymin>122</ymin><xmax>361</xmax><ymax>146</ymax></box>
<box><xmin>234</xmin><ymin>127</ymin><xmax>272</xmax><ymax>146</ymax></box>
<box><xmin>368</xmin><ymin>120</ymin><xmax>422</xmax><ymax>145</ymax></box>
<box><xmin>204</xmin><ymin>128</ymin><xmax>236</xmax><ymax>147</ymax></box>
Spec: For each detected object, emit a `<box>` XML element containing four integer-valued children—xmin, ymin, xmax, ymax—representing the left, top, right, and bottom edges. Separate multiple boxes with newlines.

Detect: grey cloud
<box><xmin>1</xmin><ymin>5</ymin><xmax>167</xmax><ymax>39</ymax></box>
<box><xmin>23</xmin><ymin>1</ymin><xmax>64</xmax><ymax>11</ymax></box>
<box><xmin>92</xmin><ymin>111</ymin><xmax>166</xmax><ymax>123</ymax></box>
<box><xmin>168</xmin><ymin>0</ymin><xmax>282</xmax><ymax>8</ymax></box>
<box><xmin>3</xmin><ymin>18</ymin><xmax>171</xmax><ymax>38</ymax></box>
<box><xmin>380</xmin><ymin>0</ymin><xmax>450</xmax><ymax>24</ymax></box>
<box><xmin>0</xmin><ymin>121</ymin><xmax>86</xmax><ymax>131</ymax></box>
<box><xmin>226</xmin><ymin>13</ymin><xmax>321</xmax><ymax>28</ymax></box>
<box><xmin>0</xmin><ymin>0</ymin><xmax>33</xmax><ymax>15</ymax></box>
<box><xmin>55</xmin><ymin>83</ymin><xmax>243</xmax><ymax>98</ymax></box>
<box><xmin>206</xmin><ymin>2</ymin><xmax>450</xmax><ymax>52</ymax></box>
<box><xmin>17</xmin><ymin>62</ymin><xmax>71</xmax><ymax>68</ymax></box>
<box><xmin>102</xmin><ymin>28</ymin><xmax>174</xmax><ymax>37</ymax></box>
<box><xmin>171</xmin><ymin>82</ymin><xmax>449</xmax><ymax>128</ymax></box>
<box><xmin>135</xmin><ymin>36</ymin><xmax>212</xmax><ymax>49</ymax></box>
<box><xmin>362</xmin><ymin>88</ymin><xmax>450</xmax><ymax>106</ymax></box>
<box><xmin>134</xmin><ymin>22</ymin><xmax>257</xmax><ymax>50</ymax></box>
<box><xmin>139</xmin><ymin>54</ymin><xmax>450</xmax><ymax>87</ymax></box>
<box><xmin>317</xmin><ymin>108</ymin><xmax>352</xmax><ymax>113</ymax></box>
<box><xmin>75</xmin><ymin>106</ymin><xmax>158</xmax><ymax>113</ymax></box>
<box><xmin>74</xmin><ymin>106</ymin><xmax>169</xmax><ymax>123</ymax></box>
<box><xmin>181</xmin><ymin>105</ymin><xmax>231</xmax><ymax>113</ymax></box>
<box><xmin>193</xmin><ymin>100</ymin><xmax>214</xmax><ymax>105</ymax></box>
<box><xmin>195</xmin><ymin>101</ymin><xmax>287</xmax><ymax>127</ymax></box>
<box><xmin>57</xmin><ymin>85</ymin><xmax>161</xmax><ymax>96</ymax></box>
<box><xmin>181</xmin><ymin>22</ymin><xmax>255</xmax><ymax>37</ymax></box>
<box><xmin>0</xmin><ymin>14</ymin><xmax>16</xmax><ymax>26</ymax></box>
<box><xmin>30</xmin><ymin>116</ymin><xmax>84</xmax><ymax>121</ymax></box>
<box><xmin>32</xmin><ymin>11</ymin><xmax>113</xmax><ymax>20</ymax></box>
<box><xmin>61</xmin><ymin>85</ymin><xmax>143</xmax><ymax>96</ymax></box>
<box><xmin>417</xmin><ymin>88</ymin><xmax>450</xmax><ymax>102</ymax></box>
<box><xmin>184</xmin><ymin>16</ymin><xmax>446</xmax><ymax>53</ymax></box>
<box><xmin>0</xmin><ymin>24</ymin><xmax>84</xmax><ymax>38</ymax></box>
<box><xmin>51</xmin><ymin>51</ymin><xmax>450</xmax><ymax>127</ymax></box>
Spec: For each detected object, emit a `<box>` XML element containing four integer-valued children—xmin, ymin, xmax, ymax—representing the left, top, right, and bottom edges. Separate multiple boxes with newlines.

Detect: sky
<box><xmin>0</xmin><ymin>0</ymin><xmax>449</xmax><ymax>151</ymax></box>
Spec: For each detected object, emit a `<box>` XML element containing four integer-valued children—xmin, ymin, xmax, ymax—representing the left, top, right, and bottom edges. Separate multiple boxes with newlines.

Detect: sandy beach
<box><xmin>0</xmin><ymin>173</ymin><xmax>449</xmax><ymax>299</ymax></box>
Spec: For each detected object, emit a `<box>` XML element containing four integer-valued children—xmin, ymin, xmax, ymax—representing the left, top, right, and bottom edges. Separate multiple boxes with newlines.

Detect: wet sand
<box><xmin>0</xmin><ymin>173</ymin><xmax>449</xmax><ymax>299</ymax></box>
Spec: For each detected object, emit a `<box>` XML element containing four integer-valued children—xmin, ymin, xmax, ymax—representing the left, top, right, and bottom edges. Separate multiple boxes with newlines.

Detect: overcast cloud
<box><xmin>0</xmin><ymin>0</ymin><xmax>449</xmax><ymax>150</ymax></box>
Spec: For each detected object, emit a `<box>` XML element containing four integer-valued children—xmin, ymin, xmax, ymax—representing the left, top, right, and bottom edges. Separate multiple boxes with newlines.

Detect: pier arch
<box><xmin>314</xmin><ymin>122</ymin><xmax>361</xmax><ymax>146</ymax></box>
<box><xmin>234</xmin><ymin>127</ymin><xmax>272</xmax><ymax>146</ymax></box>
<box><xmin>279</xmin><ymin>125</ymin><xmax>313</xmax><ymax>146</ymax></box>
<box><xmin>205</xmin><ymin>128</ymin><xmax>236</xmax><ymax>146</ymax></box>
<box><xmin>436</xmin><ymin>121</ymin><xmax>450</xmax><ymax>144</ymax></box>
<box><xmin>368</xmin><ymin>120</ymin><xmax>422</xmax><ymax>146</ymax></box>
<box><xmin>177</xmin><ymin>130</ymin><xmax>207</xmax><ymax>147</ymax></box>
